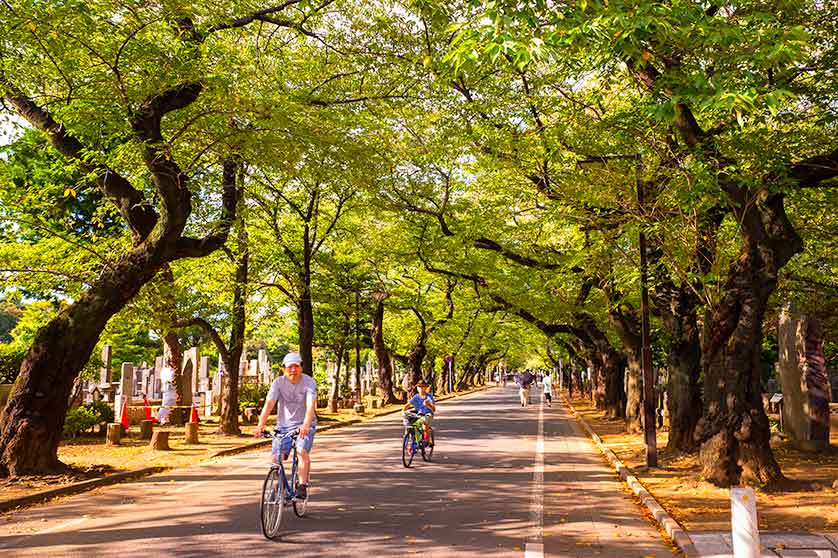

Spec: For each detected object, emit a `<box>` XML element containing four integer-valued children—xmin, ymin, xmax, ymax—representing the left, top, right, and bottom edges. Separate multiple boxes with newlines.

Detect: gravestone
<box><xmin>198</xmin><ymin>356</ymin><xmax>210</xmax><ymax>392</ymax></box>
<box><xmin>114</xmin><ymin>363</ymin><xmax>134</xmax><ymax>419</ymax></box>
<box><xmin>99</xmin><ymin>345</ymin><xmax>112</xmax><ymax>385</ymax></box>
<box><xmin>152</xmin><ymin>356</ymin><xmax>164</xmax><ymax>399</ymax></box>
<box><xmin>258</xmin><ymin>349</ymin><xmax>271</xmax><ymax>384</ymax></box>
<box><xmin>180</xmin><ymin>360</ymin><xmax>194</xmax><ymax>408</ymax></box>
<box><xmin>183</xmin><ymin>347</ymin><xmax>200</xmax><ymax>394</ymax></box>
<box><xmin>249</xmin><ymin>359</ymin><xmax>259</xmax><ymax>379</ymax></box>
<box><xmin>203</xmin><ymin>390</ymin><xmax>213</xmax><ymax>417</ymax></box>
<box><xmin>777</xmin><ymin>303</ymin><xmax>831</xmax><ymax>451</ymax></box>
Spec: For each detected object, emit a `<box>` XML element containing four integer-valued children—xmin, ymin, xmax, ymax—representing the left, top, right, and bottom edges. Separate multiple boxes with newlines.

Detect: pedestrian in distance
<box><xmin>255</xmin><ymin>351</ymin><xmax>317</xmax><ymax>501</ymax></box>
<box><xmin>542</xmin><ymin>373</ymin><xmax>553</xmax><ymax>407</ymax></box>
<box><xmin>516</xmin><ymin>370</ymin><xmax>535</xmax><ymax>407</ymax></box>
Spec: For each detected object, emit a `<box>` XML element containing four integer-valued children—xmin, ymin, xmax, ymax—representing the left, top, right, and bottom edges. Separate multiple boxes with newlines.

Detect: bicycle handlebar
<box><xmin>260</xmin><ymin>429</ymin><xmax>300</xmax><ymax>440</ymax></box>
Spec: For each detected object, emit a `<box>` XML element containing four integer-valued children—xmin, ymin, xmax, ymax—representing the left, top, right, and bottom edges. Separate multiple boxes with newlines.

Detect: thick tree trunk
<box><xmin>601</xmin><ymin>351</ymin><xmax>627</xmax><ymax>419</ymax></box>
<box><xmin>624</xmin><ymin>351</ymin><xmax>643</xmax><ymax>432</ymax></box>
<box><xmin>408</xmin><ymin>343</ymin><xmax>426</xmax><ymax>385</ymax></box>
<box><xmin>0</xmin><ymin>252</ymin><xmax>161</xmax><ymax>476</ymax></box>
<box><xmin>695</xmin><ymin>189</ymin><xmax>802</xmax><ymax>487</ymax></box>
<box><xmin>666</xmin><ymin>334</ymin><xmax>702</xmax><ymax>452</ymax></box>
<box><xmin>371</xmin><ymin>297</ymin><xmax>398</xmax><ymax>404</ymax></box>
<box><xmin>656</xmin><ymin>282</ymin><xmax>703</xmax><ymax>453</ymax></box>
<box><xmin>163</xmin><ymin>331</ymin><xmax>186</xmax><ymax>426</ymax></box>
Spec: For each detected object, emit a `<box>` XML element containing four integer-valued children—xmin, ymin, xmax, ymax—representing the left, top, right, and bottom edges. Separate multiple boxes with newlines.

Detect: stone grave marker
<box><xmin>778</xmin><ymin>302</ymin><xmax>831</xmax><ymax>451</ymax></box>
<box><xmin>114</xmin><ymin>362</ymin><xmax>134</xmax><ymax>418</ymax></box>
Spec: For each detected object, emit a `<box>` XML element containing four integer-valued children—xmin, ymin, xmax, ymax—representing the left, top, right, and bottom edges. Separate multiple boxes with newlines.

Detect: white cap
<box><xmin>282</xmin><ymin>352</ymin><xmax>303</xmax><ymax>367</ymax></box>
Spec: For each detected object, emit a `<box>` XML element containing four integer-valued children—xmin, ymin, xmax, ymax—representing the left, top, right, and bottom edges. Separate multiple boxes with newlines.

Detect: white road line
<box><xmin>525</xmin><ymin>397</ymin><xmax>545</xmax><ymax>558</ymax></box>
<box><xmin>0</xmin><ymin>516</ymin><xmax>87</xmax><ymax>550</ymax></box>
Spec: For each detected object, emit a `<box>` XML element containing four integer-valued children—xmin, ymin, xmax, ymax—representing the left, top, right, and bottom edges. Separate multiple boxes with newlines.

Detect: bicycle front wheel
<box><xmin>402</xmin><ymin>430</ymin><xmax>416</xmax><ymax>467</ymax></box>
<box><xmin>293</xmin><ymin>481</ymin><xmax>308</xmax><ymax>517</ymax></box>
<box><xmin>421</xmin><ymin>429</ymin><xmax>435</xmax><ymax>462</ymax></box>
<box><xmin>260</xmin><ymin>467</ymin><xmax>285</xmax><ymax>540</ymax></box>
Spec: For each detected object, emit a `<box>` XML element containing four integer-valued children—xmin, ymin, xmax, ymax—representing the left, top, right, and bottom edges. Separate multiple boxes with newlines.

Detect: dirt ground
<box><xmin>565</xmin><ymin>393</ymin><xmax>838</xmax><ymax>532</ymax></box>
<box><xmin>0</xmin><ymin>403</ymin><xmax>401</xmax><ymax>505</ymax></box>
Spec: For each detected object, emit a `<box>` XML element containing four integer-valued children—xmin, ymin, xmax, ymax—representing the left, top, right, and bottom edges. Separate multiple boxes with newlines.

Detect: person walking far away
<box><xmin>516</xmin><ymin>370</ymin><xmax>535</xmax><ymax>407</ymax></box>
<box><xmin>542</xmin><ymin>373</ymin><xmax>553</xmax><ymax>407</ymax></box>
<box><xmin>402</xmin><ymin>379</ymin><xmax>436</xmax><ymax>444</ymax></box>
<box><xmin>255</xmin><ymin>351</ymin><xmax>317</xmax><ymax>501</ymax></box>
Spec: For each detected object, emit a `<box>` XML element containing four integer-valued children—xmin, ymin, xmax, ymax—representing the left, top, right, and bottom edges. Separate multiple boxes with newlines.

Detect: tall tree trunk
<box><xmin>653</xmin><ymin>281</ymin><xmax>703</xmax><ymax>453</ymax></box>
<box><xmin>696</xmin><ymin>189</ymin><xmax>802</xmax><ymax>486</ymax></box>
<box><xmin>371</xmin><ymin>296</ymin><xmax>398</xmax><ymax>404</ymax></box>
<box><xmin>298</xmin><ymin>294</ymin><xmax>314</xmax><ymax>378</ymax></box>
<box><xmin>408</xmin><ymin>343</ymin><xmax>426</xmax><ymax>385</ymax></box>
<box><xmin>218</xmin><ymin>201</ymin><xmax>248</xmax><ymax>435</ymax></box>
<box><xmin>328</xmin><ymin>346</ymin><xmax>344</xmax><ymax>411</ymax></box>
<box><xmin>605</xmin><ymin>300</ymin><xmax>643</xmax><ymax>431</ymax></box>
<box><xmin>0</xmin><ymin>253</ymin><xmax>161</xmax><ymax>476</ymax></box>
<box><xmin>624</xmin><ymin>350</ymin><xmax>643</xmax><ymax>432</ymax></box>
<box><xmin>600</xmin><ymin>351</ymin><xmax>626</xmax><ymax>418</ymax></box>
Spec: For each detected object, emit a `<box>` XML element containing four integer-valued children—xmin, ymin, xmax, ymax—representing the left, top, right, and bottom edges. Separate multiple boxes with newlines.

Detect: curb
<box><xmin>1</xmin><ymin>385</ymin><xmax>494</xmax><ymax>512</ymax></box>
<box><xmin>0</xmin><ymin>466</ymin><xmax>169</xmax><ymax>514</ymax></box>
<box><xmin>561</xmin><ymin>394</ymin><xmax>697</xmax><ymax>557</ymax></box>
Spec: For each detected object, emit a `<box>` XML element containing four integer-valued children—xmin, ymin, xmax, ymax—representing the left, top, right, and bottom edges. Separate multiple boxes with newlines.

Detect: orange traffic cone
<box><xmin>143</xmin><ymin>398</ymin><xmax>159</xmax><ymax>424</ymax></box>
<box><xmin>119</xmin><ymin>399</ymin><xmax>130</xmax><ymax>431</ymax></box>
<box><xmin>189</xmin><ymin>402</ymin><xmax>199</xmax><ymax>424</ymax></box>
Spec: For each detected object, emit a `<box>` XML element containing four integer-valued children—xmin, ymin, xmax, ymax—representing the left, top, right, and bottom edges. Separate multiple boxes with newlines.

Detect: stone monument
<box><xmin>777</xmin><ymin>302</ymin><xmax>831</xmax><ymax>451</ymax></box>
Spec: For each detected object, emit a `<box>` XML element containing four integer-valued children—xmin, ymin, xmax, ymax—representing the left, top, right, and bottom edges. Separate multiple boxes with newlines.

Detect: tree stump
<box><xmin>149</xmin><ymin>431</ymin><xmax>170</xmax><ymax>450</ymax></box>
<box><xmin>106</xmin><ymin>423</ymin><xmax>122</xmax><ymax>446</ymax></box>
<box><xmin>185</xmin><ymin>422</ymin><xmax>199</xmax><ymax>444</ymax></box>
<box><xmin>140</xmin><ymin>419</ymin><xmax>154</xmax><ymax>440</ymax></box>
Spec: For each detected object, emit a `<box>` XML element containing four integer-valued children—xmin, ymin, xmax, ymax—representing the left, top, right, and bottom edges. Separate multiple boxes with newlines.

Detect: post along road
<box><xmin>0</xmin><ymin>387</ymin><xmax>675</xmax><ymax>557</ymax></box>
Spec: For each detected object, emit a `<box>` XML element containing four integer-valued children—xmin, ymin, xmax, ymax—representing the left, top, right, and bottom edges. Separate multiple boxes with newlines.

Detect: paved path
<box><xmin>0</xmin><ymin>387</ymin><xmax>674</xmax><ymax>557</ymax></box>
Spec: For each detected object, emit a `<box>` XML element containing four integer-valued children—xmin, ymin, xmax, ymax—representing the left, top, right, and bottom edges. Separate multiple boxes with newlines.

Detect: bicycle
<box><xmin>401</xmin><ymin>411</ymin><xmax>434</xmax><ymax>468</ymax></box>
<box><xmin>259</xmin><ymin>429</ymin><xmax>308</xmax><ymax>540</ymax></box>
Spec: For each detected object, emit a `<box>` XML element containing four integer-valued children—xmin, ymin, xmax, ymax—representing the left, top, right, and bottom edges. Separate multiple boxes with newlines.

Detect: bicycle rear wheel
<box><xmin>421</xmin><ymin>429</ymin><xmax>435</xmax><ymax>462</ymax></box>
<box><xmin>260</xmin><ymin>467</ymin><xmax>285</xmax><ymax>539</ymax></box>
<box><xmin>402</xmin><ymin>430</ymin><xmax>416</xmax><ymax>467</ymax></box>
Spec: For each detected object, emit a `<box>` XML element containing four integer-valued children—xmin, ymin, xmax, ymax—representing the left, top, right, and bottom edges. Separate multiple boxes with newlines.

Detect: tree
<box><xmin>0</xmin><ymin>0</ymin><xmax>332</xmax><ymax>476</ymax></box>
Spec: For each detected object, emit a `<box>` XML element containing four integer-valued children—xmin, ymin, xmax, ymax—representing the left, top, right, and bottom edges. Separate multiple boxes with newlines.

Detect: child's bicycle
<box><xmin>259</xmin><ymin>429</ymin><xmax>308</xmax><ymax>540</ymax></box>
<box><xmin>402</xmin><ymin>411</ymin><xmax>435</xmax><ymax>468</ymax></box>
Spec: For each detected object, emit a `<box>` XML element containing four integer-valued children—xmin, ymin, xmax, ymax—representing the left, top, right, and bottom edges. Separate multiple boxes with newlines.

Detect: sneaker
<box><xmin>295</xmin><ymin>483</ymin><xmax>308</xmax><ymax>501</ymax></box>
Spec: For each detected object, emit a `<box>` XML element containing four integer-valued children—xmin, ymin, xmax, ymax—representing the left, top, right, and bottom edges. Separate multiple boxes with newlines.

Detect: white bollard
<box><xmin>731</xmin><ymin>487</ymin><xmax>761</xmax><ymax>558</ymax></box>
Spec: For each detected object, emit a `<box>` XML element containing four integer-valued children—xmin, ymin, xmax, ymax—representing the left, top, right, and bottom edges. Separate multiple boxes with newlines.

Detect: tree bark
<box><xmin>696</xmin><ymin>189</ymin><xmax>803</xmax><ymax>486</ymax></box>
<box><xmin>371</xmin><ymin>295</ymin><xmax>399</xmax><ymax>404</ymax></box>
<box><xmin>623</xmin><ymin>350</ymin><xmax>643</xmax><ymax>432</ymax></box>
<box><xmin>218</xmin><ymin>202</ymin><xmax>248</xmax><ymax>436</ymax></box>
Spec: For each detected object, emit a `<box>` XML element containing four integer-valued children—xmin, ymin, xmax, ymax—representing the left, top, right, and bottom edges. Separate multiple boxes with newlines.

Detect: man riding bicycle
<box><xmin>402</xmin><ymin>379</ymin><xmax>436</xmax><ymax>444</ymax></box>
<box><xmin>255</xmin><ymin>351</ymin><xmax>317</xmax><ymax>501</ymax></box>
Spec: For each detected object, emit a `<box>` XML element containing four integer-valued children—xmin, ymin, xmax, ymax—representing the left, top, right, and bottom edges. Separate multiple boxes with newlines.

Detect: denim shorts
<box><xmin>272</xmin><ymin>424</ymin><xmax>316</xmax><ymax>458</ymax></box>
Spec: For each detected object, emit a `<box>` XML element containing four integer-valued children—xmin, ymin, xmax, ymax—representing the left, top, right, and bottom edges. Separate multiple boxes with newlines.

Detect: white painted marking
<box><xmin>525</xmin><ymin>398</ymin><xmax>545</xmax><ymax>558</ymax></box>
<box><xmin>0</xmin><ymin>516</ymin><xmax>87</xmax><ymax>550</ymax></box>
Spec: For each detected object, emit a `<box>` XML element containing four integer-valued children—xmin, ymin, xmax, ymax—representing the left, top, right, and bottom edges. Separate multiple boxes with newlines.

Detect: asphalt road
<box><xmin>0</xmin><ymin>386</ymin><xmax>675</xmax><ymax>557</ymax></box>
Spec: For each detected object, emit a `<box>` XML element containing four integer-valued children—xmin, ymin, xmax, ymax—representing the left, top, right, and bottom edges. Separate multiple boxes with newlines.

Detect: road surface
<box><xmin>0</xmin><ymin>387</ymin><xmax>674</xmax><ymax>557</ymax></box>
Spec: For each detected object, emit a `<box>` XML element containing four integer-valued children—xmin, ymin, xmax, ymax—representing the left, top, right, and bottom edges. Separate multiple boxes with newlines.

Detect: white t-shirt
<box><xmin>267</xmin><ymin>375</ymin><xmax>318</xmax><ymax>429</ymax></box>
<box><xmin>542</xmin><ymin>375</ymin><xmax>553</xmax><ymax>394</ymax></box>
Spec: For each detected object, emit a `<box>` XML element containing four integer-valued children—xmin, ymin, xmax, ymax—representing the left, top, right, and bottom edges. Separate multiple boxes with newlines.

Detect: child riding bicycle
<box><xmin>402</xmin><ymin>379</ymin><xmax>436</xmax><ymax>444</ymax></box>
